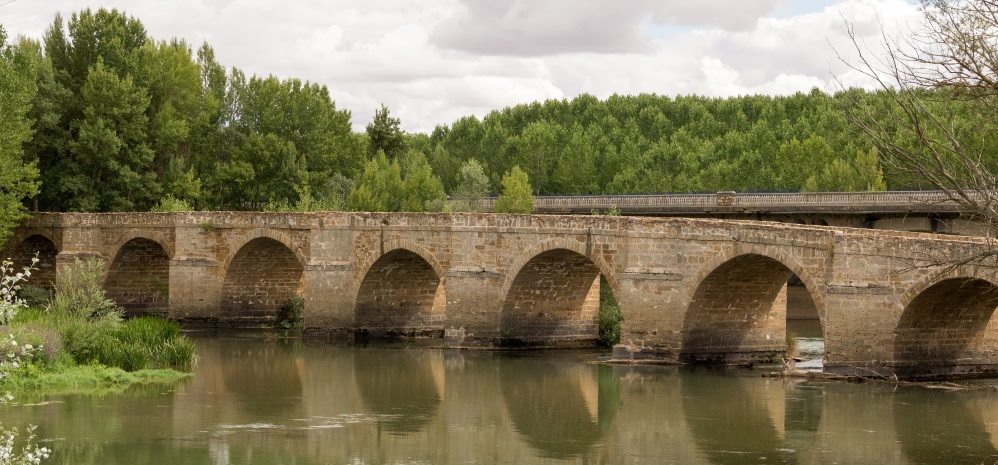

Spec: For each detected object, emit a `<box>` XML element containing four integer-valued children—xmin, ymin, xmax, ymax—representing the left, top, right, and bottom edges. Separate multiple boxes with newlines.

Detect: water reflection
<box><xmin>5</xmin><ymin>336</ymin><xmax>998</xmax><ymax>464</ymax></box>
<box><xmin>217</xmin><ymin>337</ymin><xmax>305</xmax><ymax>417</ymax></box>
<box><xmin>894</xmin><ymin>389</ymin><xmax>998</xmax><ymax>465</ymax></box>
<box><xmin>352</xmin><ymin>347</ymin><xmax>443</xmax><ymax>434</ymax></box>
<box><xmin>680</xmin><ymin>371</ymin><xmax>797</xmax><ymax>464</ymax></box>
<box><xmin>499</xmin><ymin>355</ymin><xmax>618</xmax><ymax>459</ymax></box>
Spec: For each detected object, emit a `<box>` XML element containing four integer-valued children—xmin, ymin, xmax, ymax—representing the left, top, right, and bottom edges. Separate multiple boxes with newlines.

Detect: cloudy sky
<box><xmin>0</xmin><ymin>0</ymin><xmax>923</xmax><ymax>132</ymax></box>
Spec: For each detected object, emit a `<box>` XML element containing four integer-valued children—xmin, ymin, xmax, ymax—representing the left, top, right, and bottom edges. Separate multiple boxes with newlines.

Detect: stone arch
<box><xmin>354</xmin><ymin>245</ymin><xmax>446</xmax><ymax>337</ymax></box>
<box><xmin>499</xmin><ymin>240</ymin><xmax>617</xmax><ymax>347</ymax></box>
<box><xmin>500</xmin><ymin>237</ymin><xmax>619</xmax><ymax>301</ymax></box>
<box><xmin>221</xmin><ymin>237</ymin><xmax>304</xmax><ymax>322</ymax></box>
<box><xmin>221</xmin><ymin>229</ymin><xmax>307</xmax><ymax>274</ymax></box>
<box><xmin>353</xmin><ymin>239</ymin><xmax>445</xmax><ymax>284</ymax></box>
<box><xmin>8</xmin><ymin>234</ymin><xmax>59</xmax><ymax>293</ymax></box>
<box><xmin>107</xmin><ymin>231</ymin><xmax>174</xmax><ymax>267</ymax></box>
<box><xmin>682</xmin><ymin>246</ymin><xmax>826</xmax><ymax>363</ymax></box>
<box><xmin>893</xmin><ymin>272</ymin><xmax>998</xmax><ymax>377</ymax></box>
<box><xmin>104</xmin><ymin>237</ymin><xmax>171</xmax><ymax>316</ymax></box>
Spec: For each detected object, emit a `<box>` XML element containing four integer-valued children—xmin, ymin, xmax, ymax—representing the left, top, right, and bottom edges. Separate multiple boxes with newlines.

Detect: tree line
<box><xmin>3</xmin><ymin>7</ymin><xmax>995</xmax><ymax>238</ymax></box>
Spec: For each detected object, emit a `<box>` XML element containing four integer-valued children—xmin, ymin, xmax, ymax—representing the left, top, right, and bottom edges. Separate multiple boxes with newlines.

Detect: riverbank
<box><xmin>1</xmin><ymin>307</ymin><xmax>197</xmax><ymax>393</ymax></box>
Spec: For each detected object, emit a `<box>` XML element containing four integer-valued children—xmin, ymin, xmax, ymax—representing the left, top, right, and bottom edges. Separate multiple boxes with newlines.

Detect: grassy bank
<box><xmin>0</xmin><ymin>258</ymin><xmax>198</xmax><ymax>393</ymax></box>
<box><xmin>2</xmin><ymin>309</ymin><xmax>197</xmax><ymax>393</ymax></box>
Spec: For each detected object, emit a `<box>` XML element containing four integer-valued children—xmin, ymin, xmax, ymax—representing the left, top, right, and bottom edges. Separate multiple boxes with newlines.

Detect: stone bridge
<box><xmin>4</xmin><ymin>212</ymin><xmax>998</xmax><ymax>379</ymax></box>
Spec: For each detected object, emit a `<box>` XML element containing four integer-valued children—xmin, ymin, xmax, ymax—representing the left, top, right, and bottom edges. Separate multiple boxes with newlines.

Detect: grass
<box><xmin>2</xmin><ymin>309</ymin><xmax>198</xmax><ymax>393</ymax></box>
<box><xmin>1</xmin><ymin>364</ymin><xmax>189</xmax><ymax>393</ymax></box>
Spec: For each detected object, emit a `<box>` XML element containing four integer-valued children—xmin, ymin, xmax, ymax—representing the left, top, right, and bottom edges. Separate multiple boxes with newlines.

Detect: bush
<box><xmin>18</xmin><ymin>286</ymin><xmax>52</xmax><ymax>308</ymax></box>
<box><xmin>49</xmin><ymin>258</ymin><xmax>122</xmax><ymax>324</ymax></box>
<box><xmin>598</xmin><ymin>275</ymin><xmax>622</xmax><ymax>347</ymax></box>
<box><xmin>151</xmin><ymin>195</ymin><xmax>192</xmax><ymax>212</ymax></box>
<box><xmin>277</xmin><ymin>296</ymin><xmax>304</xmax><ymax>329</ymax></box>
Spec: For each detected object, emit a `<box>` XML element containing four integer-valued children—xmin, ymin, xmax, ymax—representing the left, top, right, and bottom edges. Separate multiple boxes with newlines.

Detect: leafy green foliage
<box><xmin>27</xmin><ymin>8</ymin><xmax>363</xmax><ymax>213</ymax></box>
<box><xmin>347</xmin><ymin>151</ymin><xmax>403</xmax><ymax>211</ymax></box>
<box><xmin>15</xmin><ymin>7</ymin><xmax>979</xmax><ymax>219</ymax></box>
<box><xmin>347</xmin><ymin>150</ymin><xmax>447</xmax><ymax>212</ymax></box>
<box><xmin>451</xmin><ymin>159</ymin><xmax>490</xmax><ymax>212</ymax></box>
<box><xmin>60</xmin><ymin>317</ymin><xmax>195</xmax><ymax>372</ymax></box>
<box><xmin>48</xmin><ymin>258</ymin><xmax>121</xmax><ymax>324</ymax></box>
<box><xmin>0</xmin><ymin>27</ymin><xmax>41</xmax><ymax>245</ymax></box>
<box><xmin>598</xmin><ymin>275</ymin><xmax>622</xmax><ymax>347</ymax></box>
<box><xmin>494</xmin><ymin>166</ymin><xmax>534</xmax><ymax>214</ymax></box>
<box><xmin>400</xmin><ymin>151</ymin><xmax>447</xmax><ymax>212</ymax></box>
<box><xmin>151</xmin><ymin>194</ymin><xmax>192</xmax><ymax>212</ymax></box>
<box><xmin>366</xmin><ymin>104</ymin><xmax>406</xmax><ymax>159</ymax></box>
<box><xmin>277</xmin><ymin>296</ymin><xmax>304</xmax><ymax>329</ymax></box>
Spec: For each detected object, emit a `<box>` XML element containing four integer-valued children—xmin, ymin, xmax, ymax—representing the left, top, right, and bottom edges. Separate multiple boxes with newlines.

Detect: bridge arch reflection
<box><xmin>499</xmin><ymin>357</ymin><xmax>618</xmax><ymax>459</ymax></box>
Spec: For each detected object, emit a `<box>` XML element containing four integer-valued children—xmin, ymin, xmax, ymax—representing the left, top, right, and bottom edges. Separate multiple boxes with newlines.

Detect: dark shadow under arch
<box><xmin>105</xmin><ymin>237</ymin><xmax>170</xmax><ymax>316</ymax></box>
<box><xmin>10</xmin><ymin>234</ymin><xmax>58</xmax><ymax>293</ymax></box>
<box><xmin>500</xmin><ymin>248</ymin><xmax>603</xmax><ymax>347</ymax></box>
<box><xmin>894</xmin><ymin>277</ymin><xmax>998</xmax><ymax>378</ymax></box>
<box><xmin>222</xmin><ymin>237</ymin><xmax>304</xmax><ymax>322</ymax></box>
<box><xmin>682</xmin><ymin>253</ymin><xmax>823</xmax><ymax>364</ymax></box>
<box><xmin>355</xmin><ymin>249</ymin><xmax>445</xmax><ymax>338</ymax></box>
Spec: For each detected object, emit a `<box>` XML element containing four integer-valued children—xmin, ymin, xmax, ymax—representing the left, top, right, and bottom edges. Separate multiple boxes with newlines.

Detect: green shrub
<box><xmin>61</xmin><ymin>320</ymin><xmax>119</xmax><ymax>366</ymax></box>
<box><xmin>598</xmin><ymin>275</ymin><xmax>622</xmax><ymax>347</ymax></box>
<box><xmin>151</xmin><ymin>195</ymin><xmax>193</xmax><ymax>212</ymax></box>
<box><xmin>49</xmin><ymin>258</ymin><xmax>122</xmax><ymax>324</ymax></box>
<box><xmin>277</xmin><ymin>295</ymin><xmax>305</xmax><ymax>329</ymax></box>
<box><xmin>19</xmin><ymin>285</ymin><xmax>53</xmax><ymax>307</ymax></box>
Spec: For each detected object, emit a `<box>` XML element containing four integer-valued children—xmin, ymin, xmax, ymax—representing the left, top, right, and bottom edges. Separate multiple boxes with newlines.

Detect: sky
<box><xmin>0</xmin><ymin>0</ymin><xmax>924</xmax><ymax>132</ymax></box>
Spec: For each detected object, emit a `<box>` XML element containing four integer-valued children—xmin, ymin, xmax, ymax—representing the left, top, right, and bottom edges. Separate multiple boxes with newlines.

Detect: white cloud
<box><xmin>0</xmin><ymin>0</ymin><xmax>923</xmax><ymax>132</ymax></box>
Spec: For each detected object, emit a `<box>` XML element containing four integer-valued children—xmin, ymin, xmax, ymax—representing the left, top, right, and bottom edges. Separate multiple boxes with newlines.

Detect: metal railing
<box><xmin>474</xmin><ymin>191</ymin><xmax>973</xmax><ymax>214</ymax></box>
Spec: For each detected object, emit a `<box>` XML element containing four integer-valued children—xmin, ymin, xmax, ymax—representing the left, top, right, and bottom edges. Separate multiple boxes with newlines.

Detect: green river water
<box><xmin>2</xmin><ymin>321</ymin><xmax>997</xmax><ymax>465</ymax></box>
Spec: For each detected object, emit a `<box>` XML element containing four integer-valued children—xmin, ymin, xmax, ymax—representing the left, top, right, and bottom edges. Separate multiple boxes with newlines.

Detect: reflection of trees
<box><xmin>680</xmin><ymin>371</ymin><xmax>796</xmax><ymax>465</ymax></box>
<box><xmin>895</xmin><ymin>390</ymin><xmax>998</xmax><ymax>465</ymax></box>
<box><xmin>352</xmin><ymin>348</ymin><xmax>442</xmax><ymax>434</ymax></box>
<box><xmin>219</xmin><ymin>338</ymin><xmax>304</xmax><ymax>417</ymax></box>
<box><xmin>499</xmin><ymin>356</ymin><xmax>618</xmax><ymax>459</ymax></box>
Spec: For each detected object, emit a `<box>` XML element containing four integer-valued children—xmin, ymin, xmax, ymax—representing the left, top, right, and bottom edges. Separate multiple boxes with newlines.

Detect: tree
<box><xmin>452</xmin><ymin>159</ymin><xmax>490</xmax><ymax>212</ymax></box>
<box><xmin>400</xmin><ymin>151</ymin><xmax>447</xmax><ymax>212</ymax></box>
<box><xmin>347</xmin><ymin>151</ymin><xmax>403</xmax><ymax>212</ymax></box>
<box><xmin>494</xmin><ymin>166</ymin><xmax>534</xmax><ymax>214</ymax></box>
<box><xmin>63</xmin><ymin>61</ymin><xmax>157</xmax><ymax>211</ymax></box>
<box><xmin>366</xmin><ymin>104</ymin><xmax>405</xmax><ymax>159</ymax></box>
<box><xmin>841</xmin><ymin>0</ymin><xmax>998</xmax><ymax>225</ymax></box>
<box><xmin>0</xmin><ymin>27</ymin><xmax>41</xmax><ymax>245</ymax></box>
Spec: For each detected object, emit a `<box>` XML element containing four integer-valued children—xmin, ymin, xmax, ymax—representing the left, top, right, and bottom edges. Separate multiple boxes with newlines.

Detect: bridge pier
<box><xmin>168</xmin><ymin>258</ymin><xmax>222</xmax><ymax>322</ymax></box>
<box><xmin>302</xmin><ymin>264</ymin><xmax>356</xmax><ymax>335</ymax></box>
<box><xmin>610</xmin><ymin>271</ymin><xmax>687</xmax><ymax>363</ymax></box>
<box><xmin>440</xmin><ymin>268</ymin><xmax>503</xmax><ymax>347</ymax></box>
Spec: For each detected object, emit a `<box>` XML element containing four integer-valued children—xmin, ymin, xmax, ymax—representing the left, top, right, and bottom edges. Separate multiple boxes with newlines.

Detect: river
<box><xmin>3</xmin><ymin>323</ymin><xmax>998</xmax><ymax>464</ymax></box>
